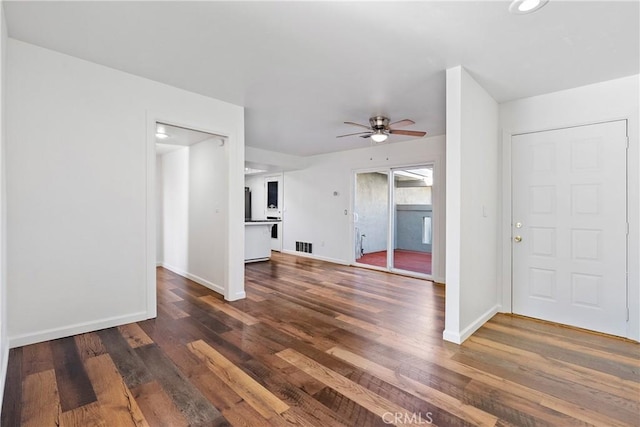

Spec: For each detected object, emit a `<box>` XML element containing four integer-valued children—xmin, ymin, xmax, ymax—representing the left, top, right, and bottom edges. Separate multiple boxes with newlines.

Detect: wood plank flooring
<box><xmin>2</xmin><ymin>252</ymin><xmax>639</xmax><ymax>426</ymax></box>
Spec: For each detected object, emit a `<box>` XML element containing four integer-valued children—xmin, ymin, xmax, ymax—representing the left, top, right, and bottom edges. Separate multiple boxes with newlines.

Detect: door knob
<box><xmin>514</xmin><ymin>236</ymin><xmax>522</xmax><ymax>243</ymax></box>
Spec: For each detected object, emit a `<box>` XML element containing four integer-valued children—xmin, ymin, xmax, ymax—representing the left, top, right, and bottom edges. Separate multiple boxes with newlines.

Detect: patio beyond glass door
<box><xmin>353</xmin><ymin>166</ymin><xmax>433</xmax><ymax>277</ymax></box>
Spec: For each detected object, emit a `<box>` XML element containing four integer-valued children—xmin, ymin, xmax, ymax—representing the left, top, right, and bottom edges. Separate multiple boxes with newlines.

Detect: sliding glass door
<box><xmin>353</xmin><ymin>165</ymin><xmax>433</xmax><ymax>277</ymax></box>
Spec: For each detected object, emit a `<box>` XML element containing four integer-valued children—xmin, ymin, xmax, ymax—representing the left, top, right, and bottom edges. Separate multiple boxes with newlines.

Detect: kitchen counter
<box><xmin>245</xmin><ymin>220</ymin><xmax>281</xmax><ymax>262</ymax></box>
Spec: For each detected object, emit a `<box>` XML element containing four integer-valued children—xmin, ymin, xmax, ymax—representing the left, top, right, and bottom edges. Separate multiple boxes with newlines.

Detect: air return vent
<box><xmin>295</xmin><ymin>241</ymin><xmax>313</xmax><ymax>254</ymax></box>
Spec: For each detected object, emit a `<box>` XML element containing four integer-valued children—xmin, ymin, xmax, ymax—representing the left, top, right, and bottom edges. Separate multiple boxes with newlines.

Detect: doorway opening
<box><xmin>154</xmin><ymin>121</ymin><xmax>228</xmax><ymax>298</ymax></box>
<box><xmin>354</xmin><ymin>165</ymin><xmax>434</xmax><ymax>277</ymax></box>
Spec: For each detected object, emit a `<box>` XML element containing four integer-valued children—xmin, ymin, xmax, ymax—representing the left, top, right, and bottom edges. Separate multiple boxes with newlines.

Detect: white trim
<box><xmin>500</xmin><ymin>129</ymin><xmax>513</xmax><ymax>313</ymax></box>
<box><xmin>228</xmin><ymin>290</ymin><xmax>247</xmax><ymax>301</ymax></box>
<box><xmin>281</xmin><ymin>249</ymin><xmax>349</xmax><ymax>266</ymax></box>
<box><xmin>352</xmin><ymin>261</ymin><xmax>389</xmax><ymax>273</ymax></box>
<box><xmin>432</xmin><ymin>276</ymin><xmax>446</xmax><ymax>285</ymax></box>
<box><xmin>161</xmin><ymin>262</ymin><xmax>225</xmax><ymax>295</ymax></box>
<box><xmin>442</xmin><ymin>304</ymin><xmax>500</xmax><ymax>344</ymax></box>
<box><xmin>145</xmin><ymin>112</ymin><xmax>158</xmax><ymax>319</ymax></box>
<box><xmin>8</xmin><ymin>311</ymin><xmax>148</xmax><ymax>348</ymax></box>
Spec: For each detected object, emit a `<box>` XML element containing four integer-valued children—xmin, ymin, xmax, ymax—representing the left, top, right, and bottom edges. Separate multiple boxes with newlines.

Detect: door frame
<box><xmin>350</xmin><ymin>162</ymin><xmax>439</xmax><ymax>280</ymax></box>
<box><xmin>500</xmin><ymin>117</ymin><xmax>637</xmax><ymax>340</ymax></box>
<box><xmin>146</xmin><ymin>111</ymin><xmax>246</xmax><ymax>310</ymax></box>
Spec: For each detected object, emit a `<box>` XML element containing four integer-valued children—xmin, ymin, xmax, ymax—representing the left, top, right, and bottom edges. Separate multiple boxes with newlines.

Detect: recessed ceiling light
<box><xmin>155</xmin><ymin>132</ymin><xmax>169</xmax><ymax>139</ymax></box>
<box><xmin>509</xmin><ymin>0</ymin><xmax>548</xmax><ymax>15</ymax></box>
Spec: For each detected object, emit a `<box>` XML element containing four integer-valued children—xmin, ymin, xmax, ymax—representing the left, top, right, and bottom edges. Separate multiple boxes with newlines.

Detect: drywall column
<box><xmin>225</xmin><ymin>118</ymin><xmax>245</xmax><ymax>301</ymax></box>
<box><xmin>444</xmin><ymin>66</ymin><xmax>500</xmax><ymax>344</ymax></box>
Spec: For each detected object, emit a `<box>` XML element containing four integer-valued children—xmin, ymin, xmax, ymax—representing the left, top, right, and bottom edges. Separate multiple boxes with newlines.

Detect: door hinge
<box><xmin>627</xmin><ymin>222</ymin><xmax>630</xmax><ymax>235</ymax></box>
<box><xmin>627</xmin><ymin>307</ymin><xmax>630</xmax><ymax>322</ymax></box>
<box><xmin>626</xmin><ymin>136</ymin><xmax>630</xmax><ymax>148</ymax></box>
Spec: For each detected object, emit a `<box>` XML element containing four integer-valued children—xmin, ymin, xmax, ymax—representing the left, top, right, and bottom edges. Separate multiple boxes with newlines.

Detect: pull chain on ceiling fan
<box><xmin>337</xmin><ymin>116</ymin><xmax>427</xmax><ymax>143</ymax></box>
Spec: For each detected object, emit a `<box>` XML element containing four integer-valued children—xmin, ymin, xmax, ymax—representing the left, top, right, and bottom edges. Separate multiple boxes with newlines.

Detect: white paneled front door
<box><xmin>512</xmin><ymin>120</ymin><xmax>628</xmax><ymax>337</ymax></box>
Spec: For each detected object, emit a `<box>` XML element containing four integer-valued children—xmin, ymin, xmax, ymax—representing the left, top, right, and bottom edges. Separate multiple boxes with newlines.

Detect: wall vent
<box><xmin>295</xmin><ymin>241</ymin><xmax>313</xmax><ymax>254</ymax></box>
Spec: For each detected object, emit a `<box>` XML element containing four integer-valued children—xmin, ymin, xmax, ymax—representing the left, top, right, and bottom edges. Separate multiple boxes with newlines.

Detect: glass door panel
<box><xmin>391</xmin><ymin>167</ymin><xmax>433</xmax><ymax>275</ymax></box>
<box><xmin>354</xmin><ymin>171</ymin><xmax>389</xmax><ymax>269</ymax></box>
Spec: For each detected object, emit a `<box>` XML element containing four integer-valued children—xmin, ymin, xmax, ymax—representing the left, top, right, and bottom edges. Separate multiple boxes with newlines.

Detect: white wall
<box><xmin>155</xmin><ymin>155</ymin><xmax>163</xmax><ymax>265</ymax></box>
<box><xmin>500</xmin><ymin>74</ymin><xmax>640</xmax><ymax>341</ymax></box>
<box><xmin>279</xmin><ymin>136</ymin><xmax>446</xmax><ymax>282</ymax></box>
<box><xmin>6</xmin><ymin>39</ymin><xmax>245</xmax><ymax>347</ymax></box>
<box><xmin>162</xmin><ymin>148</ymin><xmax>189</xmax><ymax>270</ymax></box>
<box><xmin>244</xmin><ymin>173</ymin><xmax>265</xmax><ymax>220</ymax></box>
<box><xmin>444</xmin><ymin>66</ymin><xmax>500</xmax><ymax>344</ymax></box>
<box><xmin>161</xmin><ymin>138</ymin><xmax>228</xmax><ymax>295</ymax></box>
<box><xmin>0</xmin><ymin>1</ymin><xmax>8</xmax><ymax>408</ymax></box>
<box><xmin>245</xmin><ymin>146</ymin><xmax>308</xmax><ymax>173</ymax></box>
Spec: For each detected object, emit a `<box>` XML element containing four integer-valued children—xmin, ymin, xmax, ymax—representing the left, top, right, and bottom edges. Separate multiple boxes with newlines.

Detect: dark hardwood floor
<box><xmin>2</xmin><ymin>252</ymin><xmax>639</xmax><ymax>426</ymax></box>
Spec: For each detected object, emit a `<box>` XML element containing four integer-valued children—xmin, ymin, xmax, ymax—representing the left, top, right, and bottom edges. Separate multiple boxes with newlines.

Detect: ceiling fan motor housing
<box><xmin>369</xmin><ymin>116</ymin><xmax>390</xmax><ymax>131</ymax></box>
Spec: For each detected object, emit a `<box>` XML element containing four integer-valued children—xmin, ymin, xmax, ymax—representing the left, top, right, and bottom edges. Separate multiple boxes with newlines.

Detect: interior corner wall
<box><xmin>6</xmin><ymin>39</ymin><xmax>244</xmax><ymax>347</ymax></box>
<box><xmin>499</xmin><ymin>74</ymin><xmax>640</xmax><ymax>341</ymax></box>
<box><xmin>160</xmin><ymin>138</ymin><xmax>228</xmax><ymax>295</ymax></box>
<box><xmin>161</xmin><ymin>148</ymin><xmax>189</xmax><ymax>272</ymax></box>
<box><xmin>278</xmin><ymin>136</ymin><xmax>447</xmax><ymax>282</ymax></box>
<box><xmin>155</xmin><ymin>155</ymin><xmax>163</xmax><ymax>265</ymax></box>
<box><xmin>444</xmin><ymin>66</ymin><xmax>500</xmax><ymax>344</ymax></box>
<box><xmin>0</xmin><ymin>1</ymin><xmax>8</xmax><ymax>409</ymax></box>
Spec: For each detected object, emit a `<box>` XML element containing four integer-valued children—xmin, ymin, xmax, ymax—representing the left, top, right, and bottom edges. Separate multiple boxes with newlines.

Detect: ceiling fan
<box><xmin>337</xmin><ymin>116</ymin><xmax>427</xmax><ymax>143</ymax></box>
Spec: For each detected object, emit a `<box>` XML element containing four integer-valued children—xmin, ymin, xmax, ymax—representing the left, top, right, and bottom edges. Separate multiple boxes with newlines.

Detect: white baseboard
<box><xmin>442</xmin><ymin>304</ymin><xmax>500</xmax><ymax>344</ymax></box>
<box><xmin>281</xmin><ymin>249</ymin><xmax>349</xmax><ymax>266</ymax></box>
<box><xmin>8</xmin><ymin>311</ymin><xmax>149</xmax><ymax>348</ymax></box>
<box><xmin>226</xmin><ymin>290</ymin><xmax>246</xmax><ymax>302</ymax></box>
<box><xmin>161</xmin><ymin>263</ymin><xmax>224</xmax><ymax>296</ymax></box>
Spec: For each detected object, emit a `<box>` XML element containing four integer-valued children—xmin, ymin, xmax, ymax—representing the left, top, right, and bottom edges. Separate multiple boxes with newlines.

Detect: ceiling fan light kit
<box><xmin>370</xmin><ymin>130</ymin><xmax>388</xmax><ymax>143</ymax></box>
<box><xmin>337</xmin><ymin>115</ymin><xmax>427</xmax><ymax>142</ymax></box>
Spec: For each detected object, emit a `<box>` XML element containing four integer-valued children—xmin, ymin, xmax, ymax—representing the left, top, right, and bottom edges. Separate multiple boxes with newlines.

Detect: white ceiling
<box><xmin>4</xmin><ymin>1</ymin><xmax>639</xmax><ymax>157</ymax></box>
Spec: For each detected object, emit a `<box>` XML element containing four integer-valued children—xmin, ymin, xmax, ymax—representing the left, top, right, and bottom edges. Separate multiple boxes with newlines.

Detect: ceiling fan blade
<box><xmin>388</xmin><ymin>119</ymin><xmax>415</xmax><ymax>128</ymax></box>
<box><xmin>389</xmin><ymin>129</ymin><xmax>427</xmax><ymax>137</ymax></box>
<box><xmin>337</xmin><ymin>131</ymin><xmax>372</xmax><ymax>138</ymax></box>
<box><xmin>360</xmin><ymin>134</ymin><xmax>372</xmax><ymax>139</ymax></box>
<box><xmin>344</xmin><ymin>121</ymin><xmax>372</xmax><ymax>130</ymax></box>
